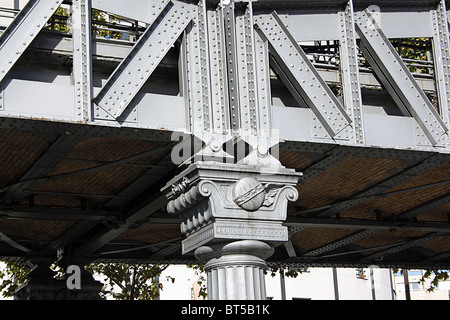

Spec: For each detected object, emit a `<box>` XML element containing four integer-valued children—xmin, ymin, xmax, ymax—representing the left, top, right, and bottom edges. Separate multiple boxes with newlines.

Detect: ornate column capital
<box><xmin>161</xmin><ymin>162</ymin><xmax>301</xmax><ymax>254</ymax></box>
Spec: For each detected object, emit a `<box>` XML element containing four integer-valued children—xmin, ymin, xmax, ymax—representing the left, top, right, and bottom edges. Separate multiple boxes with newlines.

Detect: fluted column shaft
<box><xmin>195</xmin><ymin>240</ymin><xmax>274</xmax><ymax>300</ymax></box>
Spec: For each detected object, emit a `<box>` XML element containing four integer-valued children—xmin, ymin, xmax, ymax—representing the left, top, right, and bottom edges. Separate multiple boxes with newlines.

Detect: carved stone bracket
<box><xmin>161</xmin><ymin>162</ymin><xmax>302</xmax><ymax>254</ymax></box>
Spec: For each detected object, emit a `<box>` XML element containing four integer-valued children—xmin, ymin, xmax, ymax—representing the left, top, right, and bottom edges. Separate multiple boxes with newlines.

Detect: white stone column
<box><xmin>195</xmin><ymin>240</ymin><xmax>274</xmax><ymax>300</ymax></box>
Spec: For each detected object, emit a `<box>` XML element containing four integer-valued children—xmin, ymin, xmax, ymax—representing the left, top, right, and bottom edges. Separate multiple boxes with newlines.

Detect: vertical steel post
<box><xmin>403</xmin><ymin>269</ymin><xmax>411</xmax><ymax>300</ymax></box>
<box><xmin>332</xmin><ymin>267</ymin><xmax>339</xmax><ymax>300</ymax></box>
<box><xmin>370</xmin><ymin>266</ymin><xmax>376</xmax><ymax>300</ymax></box>
<box><xmin>431</xmin><ymin>1</ymin><xmax>450</xmax><ymax>149</ymax></box>
<box><xmin>339</xmin><ymin>0</ymin><xmax>364</xmax><ymax>145</ymax></box>
<box><xmin>72</xmin><ymin>0</ymin><xmax>92</xmax><ymax>122</ymax></box>
<box><xmin>280</xmin><ymin>268</ymin><xmax>287</xmax><ymax>300</ymax></box>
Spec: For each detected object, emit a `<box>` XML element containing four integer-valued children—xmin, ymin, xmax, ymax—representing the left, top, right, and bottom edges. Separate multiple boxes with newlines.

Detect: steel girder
<box><xmin>0</xmin><ymin>0</ymin><xmax>449</xmax><ymax>152</ymax></box>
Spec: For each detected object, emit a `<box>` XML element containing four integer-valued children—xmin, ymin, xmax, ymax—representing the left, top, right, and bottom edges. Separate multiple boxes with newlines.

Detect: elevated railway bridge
<box><xmin>0</xmin><ymin>0</ymin><xmax>449</xmax><ymax>299</ymax></box>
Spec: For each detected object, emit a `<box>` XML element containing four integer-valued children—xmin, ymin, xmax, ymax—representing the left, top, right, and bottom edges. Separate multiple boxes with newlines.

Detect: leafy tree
<box><xmin>394</xmin><ymin>38</ymin><xmax>432</xmax><ymax>74</ymax></box>
<box><xmin>91</xmin><ymin>9</ymin><xmax>124</xmax><ymax>40</ymax></box>
<box><xmin>187</xmin><ymin>264</ymin><xmax>207</xmax><ymax>299</ymax></box>
<box><xmin>85</xmin><ymin>263</ymin><xmax>170</xmax><ymax>300</ymax></box>
<box><xmin>0</xmin><ymin>261</ymin><xmax>171</xmax><ymax>300</ymax></box>
<box><xmin>419</xmin><ymin>269</ymin><xmax>450</xmax><ymax>293</ymax></box>
<box><xmin>0</xmin><ymin>261</ymin><xmax>30</xmax><ymax>298</ymax></box>
<box><xmin>43</xmin><ymin>5</ymin><xmax>124</xmax><ymax>39</ymax></box>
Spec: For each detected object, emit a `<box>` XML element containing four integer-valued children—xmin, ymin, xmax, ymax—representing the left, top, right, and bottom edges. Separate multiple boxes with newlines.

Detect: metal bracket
<box><xmin>255</xmin><ymin>11</ymin><xmax>352</xmax><ymax>139</ymax></box>
<box><xmin>0</xmin><ymin>0</ymin><xmax>63</xmax><ymax>84</ymax></box>
<box><xmin>93</xmin><ymin>0</ymin><xmax>195</xmax><ymax>120</ymax></box>
<box><xmin>355</xmin><ymin>9</ymin><xmax>448</xmax><ymax>147</ymax></box>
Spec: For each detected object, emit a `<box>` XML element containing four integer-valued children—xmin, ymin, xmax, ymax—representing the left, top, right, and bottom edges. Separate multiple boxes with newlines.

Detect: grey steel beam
<box><xmin>284</xmin><ymin>225</ymin><xmax>306</xmax><ymax>258</ymax></box>
<box><xmin>205</xmin><ymin>5</ymin><xmax>230</xmax><ymax>135</ymax></box>
<box><xmin>0</xmin><ymin>206</ymin><xmax>121</xmax><ymax>221</ymax></box>
<box><xmin>0</xmin><ymin>0</ymin><xmax>62</xmax><ymax>84</ymax></box>
<box><xmin>0</xmin><ymin>131</ymin><xmax>85</xmax><ymax>204</ymax></box>
<box><xmin>70</xmin><ymin>165</ymin><xmax>181</xmax><ymax>258</ymax></box>
<box><xmin>0</xmin><ymin>141</ymin><xmax>170</xmax><ymax>204</ymax></box>
<box><xmin>181</xmin><ymin>0</ymin><xmax>213</xmax><ymax>134</ymax></box>
<box><xmin>99</xmin><ymin>152</ymin><xmax>174</xmax><ymax>209</ymax></box>
<box><xmin>303</xmin><ymin>229</ymin><xmax>379</xmax><ymax>257</ymax></box>
<box><xmin>71</xmin><ymin>0</ymin><xmax>93</xmax><ymax>122</ymax></box>
<box><xmin>359</xmin><ymin>233</ymin><xmax>448</xmax><ymax>263</ymax></box>
<box><xmin>72</xmin><ymin>193</ymin><xmax>167</xmax><ymax>257</ymax></box>
<box><xmin>421</xmin><ymin>250</ymin><xmax>450</xmax><ymax>263</ymax></box>
<box><xmin>355</xmin><ymin>8</ymin><xmax>448</xmax><ymax>147</ymax></box>
<box><xmin>0</xmin><ymin>231</ymin><xmax>33</xmax><ymax>253</ymax></box>
<box><xmin>255</xmin><ymin>11</ymin><xmax>352</xmax><ymax>139</ymax></box>
<box><xmin>221</xmin><ymin>2</ymin><xmax>280</xmax><ymax>165</ymax></box>
<box><xmin>91</xmin><ymin>0</ymin><xmax>166</xmax><ymax>24</ymax></box>
<box><xmin>233</xmin><ymin>2</ymin><xmax>263</xmax><ymax>136</ymax></box>
<box><xmin>432</xmin><ymin>1</ymin><xmax>450</xmax><ymax>148</ymax></box>
<box><xmin>339</xmin><ymin>0</ymin><xmax>365</xmax><ymax>145</ymax></box>
<box><xmin>98</xmin><ymin>236</ymin><xmax>183</xmax><ymax>256</ymax></box>
<box><xmin>315</xmin><ymin>154</ymin><xmax>448</xmax><ymax>218</ymax></box>
<box><xmin>284</xmin><ymin>218</ymin><xmax>450</xmax><ymax>234</ymax></box>
<box><xmin>93</xmin><ymin>0</ymin><xmax>194</xmax><ymax>120</ymax></box>
<box><xmin>396</xmin><ymin>193</ymin><xmax>450</xmax><ymax>220</ymax></box>
<box><xmin>221</xmin><ymin>1</ymin><xmax>241</xmax><ymax>133</ymax></box>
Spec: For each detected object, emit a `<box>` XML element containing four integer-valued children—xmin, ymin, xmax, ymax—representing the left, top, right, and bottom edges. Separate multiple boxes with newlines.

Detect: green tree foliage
<box><xmin>187</xmin><ymin>264</ymin><xmax>207</xmax><ymax>299</ymax></box>
<box><xmin>86</xmin><ymin>263</ymin><xmax>169</xmax><ymax>300</ymax></box>
<box><xmin>419</xmin><ymin>269</ymin><xmax>450</xmax><ymax>293</ymax></box>
<box><xmin>393</xmin><ymin>38</ymin><xmax>432</xmax><ymax>74</ymax></box>
<box><xmin>91</xmin><ymin>9</ymin><xmax>124</xmax><ymax>40</ymax></box>
<box><xmin>44</xmin><ymin>5</ymin><xmax>124</xmax><ymax>39</ymax></box>
<box><xmin>0</xmin><ymin>262</ymin><xmax>30</xmax><ymax>298</ymax></box>
<box><xmin>0</xmin><ymin>261</ymin><xmax>170</xmax><ymax>300</ymax></box>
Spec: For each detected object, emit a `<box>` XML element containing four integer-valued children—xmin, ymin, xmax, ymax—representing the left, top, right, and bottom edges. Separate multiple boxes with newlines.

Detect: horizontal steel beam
<box><xmin>0</xmin><ymin>206</ymin><xmax>121</xmax><ymax>221</ymax></box>
<box><xmin>284</xmin><ymin>218</ymin><xmax>450</xmax><ymax>234</ymax></box>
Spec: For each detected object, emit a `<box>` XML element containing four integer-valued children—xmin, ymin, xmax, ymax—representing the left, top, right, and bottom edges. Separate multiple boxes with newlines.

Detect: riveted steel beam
<box><xmin>0</xmin><ymin>0</ymin><xmax>63</xmax><ymax>84</ymax></box>
<box><xmin>205</xmin><ymin>7</ymin><xmax>230</xmax><ymax>135</ymax></box>
<box><xmin>339</xmin><ymin>0</ymin><xmax>365</xmax><ymax>145</ymax></box>
<box><xmin>355</xmin><ymin>8</ymin><xmax>448</xmax><ymax>147</ymax></box>
<box><xmin>315</xmin><ymin>154</ymin><xmax>448</xmax><ymax>218</ymax></box>
<box><xmin>359</xmin><ymin>233</ymin><xmax>448</xmax><ymax>263</ymax></box>
<box><xmin>91</xmin><ymin>0</ymin><xmax>166</xmax><ymax>24</ymax></box>
<box><xmin>255</xmin><ymin>11</ymin><xmax>352</xmax><ymax>139</ymax></box>
<box><xmin>0</xmin><ymin>231</ymin><xmax>33</xmax><ymax>253</ymax></box>
<box><xmin>182</xmin><ymin>0</ymin><xmax>212</xmax><ymax>134</ymax></box>
<box><xmin>304</xmin><ymin>229</ymin><xmax>379</xmax><ymax>257</ymax></box>
<box><xmin>432</xmin><ymin>1</ymin><xmax>450</xmax><ymax>148</ymax></box>
<box><xmin>235</xmin><ymin>5</ymin><xmax>258</xmax><ymax>134</ymax></box>
<box><xmin>93</xmin><ymin>0</ymin><xmax>195</xmax><ymax>120</ymax></box>
<box><xmin>72</xmin><ymin>0</ymin><xmax>93</xmax><ymax>123</ymax></box>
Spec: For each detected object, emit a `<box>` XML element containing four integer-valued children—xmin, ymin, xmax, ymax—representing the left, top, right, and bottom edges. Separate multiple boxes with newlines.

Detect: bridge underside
<box><xmin>0</xmin><ymin>118</ymin><xmax>448</xmax><ymax>269</ymax></box>
<box><xmin>0</xmin><ymin>0</ymin><xmax>449</xmax><ymax>272</ymax></box>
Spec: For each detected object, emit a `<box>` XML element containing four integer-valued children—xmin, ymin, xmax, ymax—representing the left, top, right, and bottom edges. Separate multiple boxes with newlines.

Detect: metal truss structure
<box><xmin>0</xmin><ymin>0</ymin><xmax>449</xmax><ymax>276</ymax></box>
